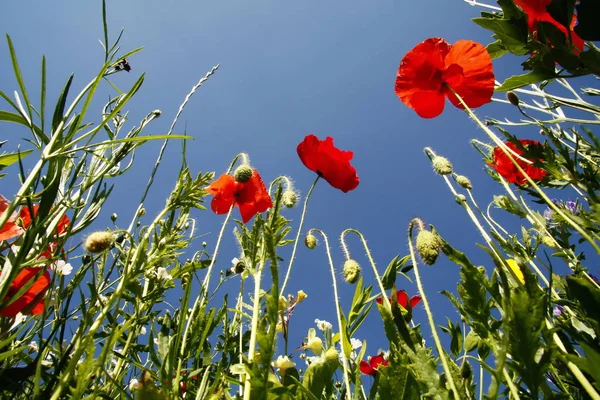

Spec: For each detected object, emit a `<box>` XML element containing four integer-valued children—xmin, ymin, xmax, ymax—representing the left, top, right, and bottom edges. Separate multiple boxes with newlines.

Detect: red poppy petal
<box><xmin>395</xmin><ymin>38</ymin><xmax>450</xmax><ymax>118</ymax></box>
<box><xmin>0</xmin><ymin>222</ymin><xmax>23</xmax><ymax>241</ymax></box>
<box><xmin>207</xmin><ymin>175</ymin><xmax>236</xmax><ymax>214</ymax></box>
<box><xmin>395</xmin><ymin>290</ymin><xmax>409</xmax><ymax>308</ymax></box>
<box><xmin>375</xmin><ymin>296</ymin><xmax>383</xmax><ymax>305</ymax></box>
<box><xmin>443</xmin><ymin>40</ymin><xmax>495</xmax><ymax>110</ymax></box>
<box><xmin>0</xmin><ymin>268</ymin><xmax>50</xmax><ymax>317</ymax></box>
<box><xmin>369</xmin><ymin>354</ymin><xmax>386</xmax><ymax>368</ymax></box>
<box><xmin>297</xmin><ymin>134</ymin><xmax>321</xmax><ymax>175</ymax></box>
<box><xmin>410</xmin><ymin>295</ymin><xmax>422</xmax><ymax>308</ymax></box>
<box><xmin>235</xmin><ymin>171</ymin><xmax>273</xmax><ymax>223</ymax></box>
<box><xmin>359</xmin><ymin>360</ymin><xmax>376</xmax><ymax>376</ymax></box>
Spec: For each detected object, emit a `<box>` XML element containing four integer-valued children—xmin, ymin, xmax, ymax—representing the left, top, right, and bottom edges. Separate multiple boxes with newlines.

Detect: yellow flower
<box><xmin>296</xmin><ymin>290</ymin><xmax>308</xmax><ymax>303</ymax></box>
<box><xmin>507</xmin><ymin>259</ymin><xmax>525</xmax><ymax>284</ymax></box>
<box><xmin>273</xmin><ymin>355</ymin><xmax>296</xmax><ymax>372</ymax></box>
<box><xmin>305</xmin><ymin>328</ymin><xmax>323</xmax><ymax>355</ymax></box>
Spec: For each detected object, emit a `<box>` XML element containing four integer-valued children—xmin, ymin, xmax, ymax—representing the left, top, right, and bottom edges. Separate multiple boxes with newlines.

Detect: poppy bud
<box><xmin>432</xmin><ymin>156</ymin><xmax>453</xmax><ymax>175</ymax></box>
<box><xmin>456</xmin><ymin>175</ymin><xmax>472</xmax><ymax>189</ymax></box>
<box><xmin>460</xmin><ymin>360</ymin><xmax>472</xmax><ymax>379</ymax></box>
<box><xmin>477</xmin><ymin>266</ymin><xmax>487</xmax><ymax>274</ymax></box>
<box><xmin>507</xmin><ymin>91</ymin><xmax>520</xmax><ymax>107</ymax></box>
<box><xmin>234</xmin><ymin>259</ymin><xmax>246</xmax><ymax>274</ymax></box>
<box><xmin>416</xmin><ymin>230</ymin><xmax>441</xmax><ymax>265</ymax></box>
<box><xmin>305</xmin><ymin>234</ymin><xmax>317</xmax><ymax>249</ymax></box>
<box><xmin>455</xmin><ymin>194</ymin><xmax>467</xmax><ymax>204</ymax></box>
<box><xmin>343</xmin><ymin>259</ymin><xmax>361</xmax><ymax>284</ymax></box>
<box><xmin>282</xmin><ymin>191</ymin><xmax>298</xmax><ymax>208</ymax></box>
<box><xmin>84</xmin><ymin>231</ymin><xmax>114</xmax><ymax>253</ymax></box>
<box><xmin>111</xmin><ymin>213</ymin><xmax>118</xmax><ymax>222</ymax></box>
<box><xmin>234</xmin><ymin>165</ymin><xmax>253</xmax><ymax>183</ymax></box>
<box><xmin>138</xmin><ymin>208</ymin><xmax>146</xmax><ymax>217</ymax></box>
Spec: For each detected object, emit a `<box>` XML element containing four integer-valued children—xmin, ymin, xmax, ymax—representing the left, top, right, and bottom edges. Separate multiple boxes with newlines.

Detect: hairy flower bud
<box><xmin>343</xmin><ymin>259</ymin><xmax>361</xmax><ymax>284</ymax></box>
<box><xmin>324</xmin><ymin>347</ymin><xmax>339</xmax><ymax>364</ymax></box>
<box><xmin>234</xmin><ymin>165</ymin><xmax>253</xmax><ymax>183</ymax></box>
<box><xmin>110</xmin><ymin>213</ymin><xmax>118</xmax><ymax>222</ymax></box>
<box><xmin>507</xmin><ymin>91</ymin><xmax>520</xmax><ymax>107</ymax></box>
<box><xmin>455</xmin><ymin>175</ymin><xmax>472</xmax><ymax>189</ymax></box>
<box><xmin>84</xmin><ymin>231</ymin><xmax>114</xmax><ymax>253</ymax></box>
<box><xmin>455</xmin><ymin>194</ymin><xmax>467</xmax><ymax>204</ymax></box>
<box><xmin>416</xmin><ymin>230</ymin><xmax>441</xmax><ymax>265</ymax></box>
<box><xmin>282</xmin><ymin>191</ymin><xmax>298</xmax><ymax>208</ymax></box>
<box><xmin>540</xmin><ymin>235</ymin><xmax>557</xmax><ymax>248</ymax></box>
<box><xmin>432</xmin><ymin>156</ymin><xmax>453</xmax><ymax>175</ymax></box>
<box><xmin>305</xmin><ymin>234</ymin><xmax>317</xmax><ymax>249</ymax></box>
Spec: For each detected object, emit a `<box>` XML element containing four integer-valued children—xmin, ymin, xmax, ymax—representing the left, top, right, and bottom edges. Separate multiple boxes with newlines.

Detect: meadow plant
<box><xmin>1</xmin><ymin>0</ymin><xmax>599</xmax><ymax>399</ymax></box>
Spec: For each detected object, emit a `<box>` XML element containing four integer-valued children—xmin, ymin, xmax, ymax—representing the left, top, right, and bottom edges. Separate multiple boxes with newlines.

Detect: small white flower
<box><xmin>315</xmin><ymin>319</ymin><xmax>332</xmax><ymax>332</ymax></box>
<box><xmin>52</xmin><ymin>260</ymin><xmax>73</xmax><ymax>276</ymax></box>
<box><xmin>28</xmin><ymin>341</ymin><xmax>39</xmax><ymax>353</ymax></box>
<box><xmin>156</xmin><ymin>267</ymin><xmax>172</xmax><ymax>281</ymax></box>
<box><xmin>98</xmin><ymin>294</ymin><xmax>108</xmax><ymax>304</ymax></box>
<box><xmin>129</xmin><ymin>378</ymin><xmax>140</xmax><ymax>391</ymax></box>
<box><xmin>153</xmin><ymin>338</ymin><xmax>159</xmax><ymax>346</ymax></box>
<box><xmin>231</xmin><ymin>257</ymin><xmax>239</xmax><ymax>265</ymax></box>
<box><xmin>350</xmin><ymin>338</ymin><xmax>362</xmax><ymax>350</ymax></box>
<box><xmin>140</xmin><ymin>326</ymin><xmax>147</xmax><ymax>335</ymax></box>
<box><xmin>8</xmin><ymin>313</ymin><xmax>27</xmax><ymax>331</ymax></box>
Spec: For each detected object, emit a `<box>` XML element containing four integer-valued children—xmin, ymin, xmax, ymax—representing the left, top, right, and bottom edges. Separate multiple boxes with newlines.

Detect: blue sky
<box><xmin>0</xmin><ymin>0</ymin><xmax>567</xmax><ymax>382</ymax></box>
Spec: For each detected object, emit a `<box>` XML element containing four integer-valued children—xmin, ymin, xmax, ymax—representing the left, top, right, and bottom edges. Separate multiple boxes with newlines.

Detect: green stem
<box><xmin>408</xmin><ymin>219</ymin><xmax>459</xmax><ymax>398</ymax></box>
<box><xmin>243</xmin><ymin>262</ymin><xmax>264</xmax><ymax>400</ymax></box>
<box><xmin>280</xmin><ymin>176</ymin><xmax>319</xmax><ymax>294</ymax></box>
<box><xmin>310</xmin><ymin>228</ymin><xmax>352</xmax><ymax>400</ymax></box>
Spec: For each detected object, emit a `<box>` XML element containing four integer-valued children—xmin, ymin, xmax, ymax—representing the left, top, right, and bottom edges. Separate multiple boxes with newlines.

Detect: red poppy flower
<box><xmin>19</xmin><ymin>205</ymin><xmax>71</xmax><ymax>259</ymax></box>
<box><xmin>376</xmin><ymin>289</ymin><xmax>422</xmax><ymax>310</ymax></box>
<box><xmin>297</xmin><ymin>134</ymin><xmax>359</xmax><ymax>193</ymax></box>
<box><xmin>359</xmin><ymin>354</ymin><xmax>388</xmax><ymax>376</ymax></box>
<box><xmin>514</xmin><ymin>0</ymin><xmax>584</xmax><ymax>52</ymax></box>
<box><xmin>490</xmin><ymin>140</ymin><xmax>548</xmax><ymax>186</ymax></box>
<box><xmin>207</xmin><ymin>170</ymin><xmax>273</xmax><ymax>223</ymax></box>
<box><xmin>0</xmin><ymin>267</ymin><xmax>51</xmax><ymax>317</ymax></box>
<box><xmin>0</xmin><ymin>195</ymin><xmax>24</xmax><ymax>241</ymax></box>
<box><xmin>395</xmin><ymin>38</ymin><xmax>495</xmax><ymax>119</ymax></box>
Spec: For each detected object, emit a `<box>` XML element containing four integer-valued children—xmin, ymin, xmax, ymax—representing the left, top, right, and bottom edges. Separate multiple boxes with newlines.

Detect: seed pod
<box><xmin>84</xmin><ymin>232</ymin><xmax>114</xmax><ymax>253</ymax></box>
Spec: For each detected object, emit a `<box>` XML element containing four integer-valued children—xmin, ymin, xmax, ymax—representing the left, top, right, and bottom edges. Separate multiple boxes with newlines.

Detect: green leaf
<box><xmin>0</xmin><ymin>110</ymin><xmax>28</xmax><ymax>125</ymax></box>
<box><xmin>486</xmin><ymin>40</ymin><xmax>509</xmax><ymax>59</ymax></box>
<box><xmin>51</xmin><ymin>74</ymin><xmax>74</xmax><ymax>136</ymax></box>
<box><xmin>0</xmin><ymin>150</ymin><xmax>33</xmax><ymax>168</ymax></box>
<box><xmin>377</xmin><ymin>348</ymin><xmax>420</xmax><ymax>400</ymax></box>
<box><xmin>495</xmin><ymin>68</ymin><xmax>558</xmax><ymax>92</ymax></box>
<box><xmin>579</xmin><ymin>49</ymin><xmax>600</xmax><ymax>76</ymax></box>
<box><xmin>6</xmin><ymin>35</ymin><xmax>32</xmax><ymax>120</ymax></box>
<box><xmin>566</xmin><ymin>275</ymin><xmax>600</xmax><ymax>337</ymax></box>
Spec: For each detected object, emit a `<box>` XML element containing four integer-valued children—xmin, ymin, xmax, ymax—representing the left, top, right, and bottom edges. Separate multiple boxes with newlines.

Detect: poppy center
<box><xmin>414</xmin><ymin>64</ymin><xmax>444</xmax><ymax>91</ymax></box>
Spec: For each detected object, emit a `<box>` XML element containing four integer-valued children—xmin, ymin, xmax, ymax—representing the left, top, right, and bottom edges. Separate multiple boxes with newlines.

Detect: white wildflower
<box><xmin>28</xmin><ymin>341</ymin><xmax>39</xmax><ymax>353</ymax></box>
<box><xmin>305</xmin><ymin>355</ymin><xmax>319</xmax><ymax>365</ymax></box>
<box><xmin>156</xmin><ymin>267</ymin><xmax>172</xmax><ymax>281</ymax></box>
<box><xmin>129</xmin><ymin>378</ymin><xmax>140</xmax><ymax>391</ymax></box>
<box><xmin>315</xmin><ymin>319</ymin><xmax>332</xmax><ymax>332</ymax></box>
<box><xmin>140</xmin><ymin>326</ymin><xmax>147</xmax><ymax>335</ymax></box>
<box><xmin>52</xmin><ymin>260</ymin><xmax>73</xmax><ymax>276</ymax></box>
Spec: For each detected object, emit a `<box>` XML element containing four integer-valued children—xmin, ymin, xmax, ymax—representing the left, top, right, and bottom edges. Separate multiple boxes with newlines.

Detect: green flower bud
<box><xmin>456</xmin><ymin>175</ymin><xmax>472</xmax><ymax>189</ymax></box>
<box><xmin>541</xmin><ymin>235</ymin><xmax>557</xmax><ymax>248</ymax></box>
<box><xmin>84</xmin><ymin>231</ymin><xmax>114</xmax><ymax>253</ymax></box>
<box><xmin>455</xmin><ymin>194</ymin><xmax>467</xmax><ymax>204</ymax></box>
<box><xmin>343</xmin><ymin>259</ymin><xmax>361</xmax><ymax>284</ymax></box>
<box><xmin>282</xmin><ymin>191</ymin><xmax>298</xmax><ymax>208</ymax></box>
<box><xmin>416</xmin><ymin>230</ymin><xmax>441</xmax><ymax>265</ymax></box>
<box><xmin>432</xmin><ymin>156</ymin><xmax>453</xmax><ymax>175</ymax></box>
<box><xmin>110</xmin><ymin>213</ymin><xmax>118</xmax><ymax>222</ymax></box>
<box><xmin>324</xmin><ymin>347</ymin><xmax>340</xmax><ymax>365</ymax></box>
<box><xmin>234</xmin><ymin>165</ymin><xmax>253</xmax><ymax>183</ymax></box>
<box><xmin>305</xmin><ymin>234</ymin><xmax>317</xmax><ymax>249</ymax></box>
<box><xmin>507</xmin><ymin>91</ymin><xmax>520</xmax><ymax>107</ymax></box>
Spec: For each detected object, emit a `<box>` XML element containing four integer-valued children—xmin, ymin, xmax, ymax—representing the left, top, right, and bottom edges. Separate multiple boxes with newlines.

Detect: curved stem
<box><xmin>310</xmin><ymin>228</ymin><xmax>352</xmax><ymax>399</ymax></box>
<box><xmin>408</xmin><ymin>220</ymin><xmax>459</xmax><ymax>398</ymax></box>
<box><xmin>340</xmin><ymin>229</ymin><xmax>391</xmax><ymax>310</ymax></box>
<box><xmin>280</xmin><ymin>176</ymin><xmax>319</xmax><ymax>294</ymax></box>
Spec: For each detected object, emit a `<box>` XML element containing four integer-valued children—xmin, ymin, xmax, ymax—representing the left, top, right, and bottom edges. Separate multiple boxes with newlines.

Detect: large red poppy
<box><xmin>514</xmin><ymin>0</ymin><xmax>584</xmax><ymax>52</ymax></box>
<box><xmin>490</xmin><ymin>140</ymin><xmax>548</xmax><ymax>186</ymax></box>
<box><xmin>359</xmin><ymin>354</ymin><xmax>388</xmax><ymax>377</ymax></box>
<box><xmin>297</xmin><ymin>134</ymin><xmax>359</xmax><ymax>193</ymax></box>
<box><xmin>376</xmin><ymin>289</ymin><xmax>422</xmax><ymax>310</ymax></box>
<box><xmin>207</xmin><ymin>170</ymin><xmax>273</xmax><ymax>223</ymax></box>
<box><xmin>395</xmin><ymin>38</ymin><xmax>495</xmax><ymax>119</ymax></box>
<box><xmin>0</xmin><ymin>267</ymin><xmax>51</xmax><ymax>317</ymax></box>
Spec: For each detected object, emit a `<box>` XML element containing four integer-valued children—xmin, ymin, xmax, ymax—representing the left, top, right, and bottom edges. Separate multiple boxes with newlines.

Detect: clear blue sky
<box><xmin>0</xmin><ymin>0</ymin><xmax>561</xmax><ymax>372</ymax></box>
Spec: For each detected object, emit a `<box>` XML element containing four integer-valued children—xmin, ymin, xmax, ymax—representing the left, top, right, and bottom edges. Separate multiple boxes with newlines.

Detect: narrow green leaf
<box><xmin>6</xmin><ymin>35</ymin><xmax>32</xmax><ymax>120</ymax></box>
<box><xmin>51</xmin><ymin>74</ymin><xmax>74</xmax><ymax>135</ymax></box>
<box><xmin>0</xmin><ymin>150</ymin><xmax>33</xmax><ymax>167</ymax></box>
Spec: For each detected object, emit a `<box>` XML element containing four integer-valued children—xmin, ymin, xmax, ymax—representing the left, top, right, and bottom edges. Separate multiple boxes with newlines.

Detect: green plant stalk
<box><xmin>280</xmin><ymin>175</ymin><xmax>319</xmax><ymax>295</ymax></box>
<box><xmin>243</xmin><ymin>261</ymin><xmax>264</xmax><ymax>400</ymax></box>
<box><xmin>311</xmin><ymin>228</ymin><xmax>352</xmax><ymax>400</ymax></box>
<box><xmin>180</xmin><ymin>206</ymin><xmax>233</xmax><ymax>361</ymax></box>
<box><xmin>408</xmin><ymin>219</ymin><xmax>460</xmax><ymax>398</ymax></box>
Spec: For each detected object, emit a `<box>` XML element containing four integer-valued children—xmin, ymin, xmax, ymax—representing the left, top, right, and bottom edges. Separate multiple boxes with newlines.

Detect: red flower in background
<box><xmin>395</xmin><ymin>38</ymin><xmax>495</xmax><ymax>119</ymax></box>
<box><xmin>490</xmin><ymin>140</ymin><xmax>548</xmax><ymax>186</ymax></box>
<box><xmin>376</xmin><ymin>289</ymin><xmax>422</xmax><ymax>310</ymax></box>
<box><xmin>360</xmin><ymin>354</ymin><xmax>388</xmax><ymax>376</ymax></box>
<box><xmin>207</xmin><ymin>170</ymin><xmax>273</xmax><ymax>223</ymax></box>
<box><xmin>297</xmin><ymin>134</ymin><xmax>359</xmax><ymax>193</ymax></box>
<box><xmin>514</xmin><ymin>0</ymin><xmax>584</xmax><ymax>52</ymax></box>
<box><xmin>0</xmin><ymin>267</ymin><xmax>51</xmax><ymax>317</ymax></box>
<box><xmin>0</xmin><ymin>195</ymin><xmax>24</xmax><ymax>241</ymax></box>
